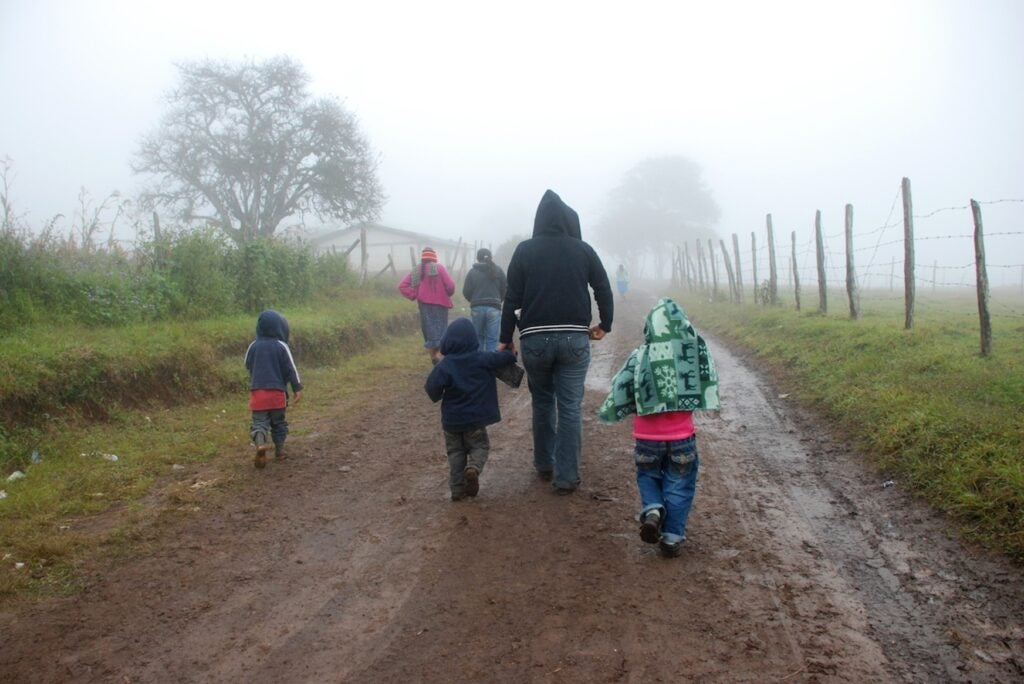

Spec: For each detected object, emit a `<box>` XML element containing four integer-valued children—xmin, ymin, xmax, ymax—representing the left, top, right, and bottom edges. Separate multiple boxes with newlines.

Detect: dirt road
<box><xmin>2</xmin><ymin>293</ymin><xmax>1023</xmax><ymax>682</ymax></box>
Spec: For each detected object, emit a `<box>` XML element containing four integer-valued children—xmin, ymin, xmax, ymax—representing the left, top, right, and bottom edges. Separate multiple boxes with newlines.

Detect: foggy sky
<box><xmin>2</xmin><ymin>0</ymin><xmax>1022</xmax><ymax>285</ymax></box>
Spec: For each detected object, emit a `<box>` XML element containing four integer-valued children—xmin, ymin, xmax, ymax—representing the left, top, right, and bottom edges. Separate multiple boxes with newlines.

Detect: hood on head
<box><xmin>440</xmin><ymin>317</ymin><xmax>480</xmax><ymax>355</ymax></box>
<box><xmin>643</xmin><ymin>297</ymin><xmax>691</xmax><ymax>344</ymax></box>
<box><xmin>256</xmin><ymin>309</ymin><xmax>290</xmax><ymax>342</ymax></box>
<box><xmin>533</xmin><ymin>189</ymin><xmax>581</xmax><ymax>239</ymax></box>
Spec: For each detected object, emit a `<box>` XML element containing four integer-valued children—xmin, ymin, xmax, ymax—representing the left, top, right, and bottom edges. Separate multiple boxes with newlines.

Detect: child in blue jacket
<box><xmin>245</xmin><ymin>310</ymin><xmax>303</xmax><ymax>469</ymax></box>
<box><xmin>425</xmin><ymin>317</ymin><xmax>517</xmax><ymax>500</ymax></box>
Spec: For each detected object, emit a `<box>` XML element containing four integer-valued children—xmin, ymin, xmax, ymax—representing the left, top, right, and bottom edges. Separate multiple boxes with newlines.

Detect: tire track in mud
<box><xmin>695</xmin><ymin>322</ymin><xmax>1024</xmax><ymax>682</ymax></box>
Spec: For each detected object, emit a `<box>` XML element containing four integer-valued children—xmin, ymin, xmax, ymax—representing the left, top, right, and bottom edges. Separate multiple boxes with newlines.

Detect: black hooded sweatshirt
<box><xmin>500</xmin><ymin>190</ymin><xmax>613</xmax><ymax>343</ymax></box>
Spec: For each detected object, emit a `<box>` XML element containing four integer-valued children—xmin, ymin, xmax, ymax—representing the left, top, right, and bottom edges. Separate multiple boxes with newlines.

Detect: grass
<box><xmin>679</xmin><ymin>287</ymin><xmax>1024</xmax><ymax>560</ymax></box>
<box><xmin>0</xmin><ymin>315</ymin><xmax>429</xmax><ymax>600</ymax></box>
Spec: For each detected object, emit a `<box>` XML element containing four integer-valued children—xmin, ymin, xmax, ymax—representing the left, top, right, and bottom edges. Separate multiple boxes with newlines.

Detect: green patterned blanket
<box><xmin>599</xmin><ymin>297</ymin><xmax>719</xmax><ymax>423</ymax></box>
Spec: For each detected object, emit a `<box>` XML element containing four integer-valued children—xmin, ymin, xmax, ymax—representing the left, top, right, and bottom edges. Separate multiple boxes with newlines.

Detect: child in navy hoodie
<box><xmin>425</xmin><ymin>317</ymin><xmax>517</xmax><ymax>500</ymax></box>
<box><xmin>245</xmin><ymin>310</ymin><xmax>303</xmax><ymax>469</ymax></box>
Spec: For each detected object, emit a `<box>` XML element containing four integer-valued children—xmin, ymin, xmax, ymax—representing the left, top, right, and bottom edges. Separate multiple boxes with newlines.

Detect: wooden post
<box><xmin>720</xmin><ymin>239</ymin><xmax>738</xmax><ymax>302</ymax></box>
<box><xmin>731</xmin><ymin>233</ymin><xmax>743</xmax><ymax>302</ymax></box>
<box><xmin>708</xmin><ymin>239</ymin><xmax>720</xmax><ymax>300</ymax></box>
<box><xmin>751</xmin><ymin>231</ymin><xmax>759</xmax><ymax>297</ymax></box>
<box><xmin>845</xmin><ymin>203</ymin><xmax>860</xmax><ymax>320</ymax></box>
<box><xmin>766</xmin><ymin>214</ymin><xmax>779</xmax><ymax>305</ymax></box>
<box><xmin>971</xmin><ymin>200</ymin><xmax>992</xmax><ymax>356</ymax></box>
<box><xmin>792</xmin><ymin>230</ymin><xmax>801</xmax><ymax>311</ymax></box>
<box><xmin>815</xmin><ymin>210</ymin><xmax>827</xmax><ymax>314</ymax></box>
<box><xmin>359</xmin><ymin>226</ymin><xmax>368</xmax><ymax>283</ymax></box>
<box><xmin>695</xmin><ymin>240</ymin><xmax>706</xmax><ymax>291</ymax></box>
<box><xmin>932</xmin><ymin>260</ymin><xmax>938</xmax><ymax>292</ymax></box>
<box><xmin>685</xmin><ymin>244</ymin><xmax>697</xmax><ymax>292</ymax></box>
<box><xmin>409</xmin><ymin>245</ymin><xmax>417</xmax><ymax>270</ymax></box>
<box><xmin>373</xmin><ymin>254</ymin><xmax>396</xmax><ymax>279</ymax></box>
<box><xmin>902</xmin><ymin>177</ymin><xmax>915</xmax><ymax>330</ymax></box>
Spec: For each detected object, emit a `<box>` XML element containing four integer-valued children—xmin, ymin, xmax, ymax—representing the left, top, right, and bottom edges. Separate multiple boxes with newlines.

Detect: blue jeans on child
<box><xmin>635</xmin><ymin>436</ymin><xmax>699</xmax><ymax>544</ymax></box>
<box><xmin>470</xmin><ymin>305</ymin><xmax>501</xmax><ymax>351</ymax></box>
<box><xmin>521</xmin><ymin>332</ymin><xmax>591</xmax><ymax>491</ymax></box>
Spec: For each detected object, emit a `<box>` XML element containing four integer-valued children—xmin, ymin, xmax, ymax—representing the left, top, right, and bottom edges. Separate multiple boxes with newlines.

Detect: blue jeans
<box><xmin>470</xmin><ymin>305</ymin><xmax>501</xmax><ymax>351</ymax></box>
<box><xmin>635</xmin><ymin>436</ymin><xmax>699</xmax><ymax>544</ymax></box>
<box><xmin>521</xmin><ymin>332</ymin><xmax>591</xmax><ymax>490</ymax></box>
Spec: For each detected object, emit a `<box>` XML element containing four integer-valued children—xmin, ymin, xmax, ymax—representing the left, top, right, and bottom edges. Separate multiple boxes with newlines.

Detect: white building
<box><xmin>309</xmin><ymin>222</ymin><xmax>476</xmax><ymax>280</ymax></box>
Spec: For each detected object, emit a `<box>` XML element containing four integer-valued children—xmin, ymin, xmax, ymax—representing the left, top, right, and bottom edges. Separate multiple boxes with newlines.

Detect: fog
<box><xmin>2</xmin><ymin>0</ymin><xmax>1022</xmax><ymax>285</ymax></box>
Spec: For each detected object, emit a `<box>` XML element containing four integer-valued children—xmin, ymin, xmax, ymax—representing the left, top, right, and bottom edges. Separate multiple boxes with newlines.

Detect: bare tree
<box><xmin>133</xmin><ymin>56</ymin><xmax>383</xmax><ymax>244</ymax></box>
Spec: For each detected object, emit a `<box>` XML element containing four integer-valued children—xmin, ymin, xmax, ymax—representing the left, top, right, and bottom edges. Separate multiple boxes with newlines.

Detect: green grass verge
<box><xmin>0</xmin><ymin>318</ymin><xmax>430</xmax><ymax>599</ymax></box>
<box><xmin>678</xmin><ymin>289</ymin><xmax>1024</xmax><ymax>560</ymax></box>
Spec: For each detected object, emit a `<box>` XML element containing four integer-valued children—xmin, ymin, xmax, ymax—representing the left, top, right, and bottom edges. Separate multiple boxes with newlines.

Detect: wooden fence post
<box><xmin>815</xmin><ymin>210</ymin><xmax>827</xmax><ymax>314</ymax></box>
<box><xmin>792</xmin><ymin>230</ymin><xmax>801</xmax><ymax>311</ymax></box>
<box><xmin>695</xmin><ymin>240</ymin><xmax>707</xmax><ymax>292</ymax></box>
<box><xmin>902</xmin><ymin>177</ymin><xmax>915</xmax><ymax>330</ymax></box>
<box><xmin>751</xmin><ymin>231</ymin><xmax>759</xmax><ymax>299</ymax></box>
<box><xmin>685</xmin><ymin>245</ymin><xmax>697</xmax><ymax>292</ymax></box>
<box><xmin>766</xmin><ymin>214</ymin><xmax>779</xmax><ymax>305</ymax></box>
<box><xmin>708</xmin><ymin>239</ymin><xmax>720</xmax><ymax>300</ymax></box>
<box><xmin>359</xmin><ymin>226</ymin><xmax>368</xmax><ymax>283</ymax></box>
<box><xmin>731</xmin><ymin>233</ymin><xmax>744</xmax><ymax>302</ymax></box>
<box><xmin>719</xmin><ymin>239</ymin><xmax>738</xmax><ymax>302</ymax></box>
<box><xmin>845</xmin><ymin>203</ymin><xmax>860</xmax><ymax>320</ymax></box>
<box><xmin>971</xmin><ymin>199</ymin><xmax>992</xmax><ymax>356</ymax></box>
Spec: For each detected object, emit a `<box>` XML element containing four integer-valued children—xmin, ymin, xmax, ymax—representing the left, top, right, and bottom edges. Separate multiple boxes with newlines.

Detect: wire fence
<box><xmin>675</xmin><ymin>178</ymin><xmax>1024</xmax><ymax>354</ymax></box>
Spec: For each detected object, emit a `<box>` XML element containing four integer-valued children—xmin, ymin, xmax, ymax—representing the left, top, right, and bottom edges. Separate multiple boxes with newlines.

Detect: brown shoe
<box><xmin>275</xmin><ymin>444</ymin><xmax>287</xmax><ymax>460</ymax></box>
<box><xmin>464</xmin><ymin>467</ymin><xmax>479</xmax><ymax>497</ymax></box>
<box><xmin>254</xmin><ymin>443</ymin><xmax>268</xmax><ymax>469</ymax></box>
<box><xmin>640</xmin><ymin>510</ymin><xmax>662</xmax><ymax>544</ymax></box>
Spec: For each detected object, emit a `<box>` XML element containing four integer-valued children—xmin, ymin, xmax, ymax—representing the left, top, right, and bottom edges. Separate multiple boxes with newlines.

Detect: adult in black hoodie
<box><xmin>499</xmin><ymin>190</ymin><xmax>613</xmax><ymax>492</ymax></box>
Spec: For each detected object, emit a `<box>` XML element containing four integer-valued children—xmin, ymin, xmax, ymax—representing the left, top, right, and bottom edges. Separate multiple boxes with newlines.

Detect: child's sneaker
<box><xmin>254</xmin><ymin>443</ymin><xmax>268</xmax><ymax>469</ymax></box>
<box><xmin>659</xmin><ymin>540</ymin><xmax>683</xmax><ymax>558</ymax></box>
<box><xmin>274</xmin><ymin>443</ymin><xmax>288</xmax><ymax>460</ymax></box>
<box><xmin>639</xmin><ymin>510</ymin><xmax>661</xmax><ymax>544</ymax></box>
<box><xmin>253</xmin><ymin>433</ymin><xmax>269</xmax><ymax>469</ymax></box>
<box><xmin>464</xmin><ymin>467</ymin><xmax>480</xmax><ymax>497</ymax></box>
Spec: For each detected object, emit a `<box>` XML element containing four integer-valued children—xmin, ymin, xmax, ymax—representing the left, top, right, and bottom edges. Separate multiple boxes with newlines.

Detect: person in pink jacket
<box><xmin>399</xmin><ymin>247</ymin><xmax>456</xmax><ymax>364</ymax></box>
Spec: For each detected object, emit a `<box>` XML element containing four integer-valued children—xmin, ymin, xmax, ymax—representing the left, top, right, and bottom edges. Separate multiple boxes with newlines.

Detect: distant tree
<box><xmin>134</xmin><ymin>56</ymin><xmax>383</xmax><ymax>244</ymax></box>
<box><xmin>596</xmin><ymin>155</ymin><xmax>720</xmax><ymax>278</ymax></box>
<box><xmin>493</xmin><ymin>234</ymin><xmax>528</xmax><ymax>270</ymax></box>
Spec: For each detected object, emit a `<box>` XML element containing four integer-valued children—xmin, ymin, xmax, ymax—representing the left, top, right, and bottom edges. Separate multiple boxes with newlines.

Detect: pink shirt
<box><xmin>398</xmin><ymin>264</ymin><xmax>455</xmax><ymax>308</ymax></box>
<box><xmin>633</xmin><ymin>410</ymin><xmax>695</xmax><ymax>441</ymax></box>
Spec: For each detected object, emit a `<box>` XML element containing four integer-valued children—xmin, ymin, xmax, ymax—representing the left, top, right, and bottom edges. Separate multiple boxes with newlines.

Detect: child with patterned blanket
<box><xmin>599</xmin><ymin>297</ymin><xmax>719</xmax><ymax>557</ymax></box>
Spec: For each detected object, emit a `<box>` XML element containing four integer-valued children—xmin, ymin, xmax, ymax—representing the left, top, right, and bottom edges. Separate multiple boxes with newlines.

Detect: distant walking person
<box><xmin>245</xmin><ymin>309</ymin><xmax>303</xmax><ymax>469</ymax></box>
<box><xmin>499</xmin><ymin>189</ymin><xmax>614</xmax><ymax>494</ymax></box>
<box><xmin>616</xmin><ymin>264</ymin><xmax>630</xmax><ymax>299</ymax></box>
<box><xmin>399</xmin><ymin>247</ymin><xmax>456</xmax><ymax>364</ymax></box>
<box><xmin>599</xmin><ymin>297</ymin><xmax>719</xmax><ymax>557</ymax></box>
<box><xmin>462</xmin><ymin>247</ymin><xmax>507</xmax><ymax>352</ymax></box>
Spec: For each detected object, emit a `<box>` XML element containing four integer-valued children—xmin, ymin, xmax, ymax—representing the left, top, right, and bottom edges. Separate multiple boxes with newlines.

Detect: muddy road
<box><xmin>2</xmin><ymin>293</ymin><xmax>1022</xmax><ymax>682</ymax></box>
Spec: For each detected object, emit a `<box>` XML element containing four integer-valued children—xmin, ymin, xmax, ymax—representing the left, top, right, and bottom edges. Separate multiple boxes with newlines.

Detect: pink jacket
<box><xmin>398</xmin><ymin>263</ymin><xmax>455</xmax><ymax>308</ymax></box>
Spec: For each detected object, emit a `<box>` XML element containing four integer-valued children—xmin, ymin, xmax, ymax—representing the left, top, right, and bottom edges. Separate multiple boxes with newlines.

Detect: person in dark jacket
<box><xmin>498</xmin><ymin>189</ymin><xmax>613</xmax><ymax>493</ymax></box>
<box><xmin>462</xmin><ymin>247</ymin><xmax>507</xmax><ymax>352</ymax></box>
<box><xmin>426</xmin><ymin>317</ymin><xmax>517</xmax><ymax>501</ymax></box>
<box><xmin>244</xmin><ymin>310</ymin><xmax>303</xmax><ymax>469</ymax></box>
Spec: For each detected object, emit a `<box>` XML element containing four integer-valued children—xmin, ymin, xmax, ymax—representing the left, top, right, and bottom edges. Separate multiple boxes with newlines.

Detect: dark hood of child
<box><xmin>255</xmin><ymin>309</ymin><xmax>290</xmax><ymax>342</ymax></box>
<box><xmin>425</xmin><ymin>317</ymin><xmax>517</xmax><ymax>433</ymax></box>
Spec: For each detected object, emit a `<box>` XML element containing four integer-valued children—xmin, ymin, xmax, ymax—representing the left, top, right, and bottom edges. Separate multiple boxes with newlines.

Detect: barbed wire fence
<box><xmin>673</xmin><ymin>178</ymin><xmax>1024</xmax><ymax>356</ymax></box>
